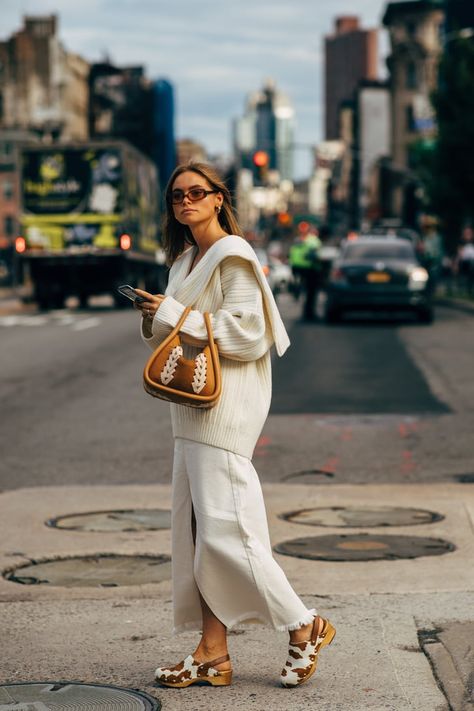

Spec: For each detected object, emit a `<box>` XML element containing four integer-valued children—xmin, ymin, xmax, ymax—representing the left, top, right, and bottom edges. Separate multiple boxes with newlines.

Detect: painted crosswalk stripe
<box><xmin>72</xmin><ymin>317</ymin><xmax>101</xmax><ymax>331</ymax></box>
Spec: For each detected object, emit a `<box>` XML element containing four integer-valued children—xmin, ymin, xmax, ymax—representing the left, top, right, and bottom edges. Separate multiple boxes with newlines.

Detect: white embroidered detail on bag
<box><xmin>160</xmin><ymin>345</ymin><xmax>183</xmax><ymax>384</ymax></box>
<box><xmin>192</xmin><ymin>352</ymin><xmax>207</xmax><ymax>393</ymax></box>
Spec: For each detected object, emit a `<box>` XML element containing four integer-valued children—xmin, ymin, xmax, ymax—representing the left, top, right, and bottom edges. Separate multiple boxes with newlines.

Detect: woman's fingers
<box><xmin>134</xmin><ymin>288</ymin><xmax>152</xmax><ymax>298</ymax></box>
<box><xmin>133</xmin><ymin>291</ymin><xmax>164</xmax><ymax>318</ymax></box>
<box><xmin>134</xmin><ymin>288</ymin><xmax>163</xmax><ymax>302</ymax></box>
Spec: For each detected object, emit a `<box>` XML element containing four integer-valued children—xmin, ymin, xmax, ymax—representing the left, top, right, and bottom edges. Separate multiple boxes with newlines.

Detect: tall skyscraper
<box><xmin>151</xmin><ymin>79</ymin><xmax>176</xmax><ymax>189</ymax></box>
<box><xmin>324</xmin><ymin>16</ymin><xmax>378</xmax><ymax>140</ymax></box>
<box><xmin>234</xmin><ymin>79</ymin><xmax>295</xmax><ymax>181</ymax></box>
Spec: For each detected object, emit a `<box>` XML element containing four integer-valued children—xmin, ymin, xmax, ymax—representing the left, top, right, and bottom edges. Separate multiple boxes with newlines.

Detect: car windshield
<box><xmin>343</xmin><ymin>242</ymin><xmax>415</xmax><ymax>261</ymax></box>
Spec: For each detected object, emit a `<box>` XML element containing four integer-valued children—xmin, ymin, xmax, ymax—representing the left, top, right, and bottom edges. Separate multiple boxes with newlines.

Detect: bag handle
<box><xmin>168</xmin><ymin>305</ymin><xmax>216</xmax><ymax>347</ymax></box>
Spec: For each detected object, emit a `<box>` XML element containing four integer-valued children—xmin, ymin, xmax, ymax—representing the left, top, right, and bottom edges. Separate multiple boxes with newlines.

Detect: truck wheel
<box><xmin>37</xmin><ymin>295</ymin><xmax>50</xmax><ymax>311</ymax></box>
<box><xmin>325</xmin><ymin>306</ymin><xmax>341</xmax><ymax>324</ymax></box>
<box><xmin>50</xmin><ymin>293</ymin><xmax>65</xmax><ymax>310</ymax></box>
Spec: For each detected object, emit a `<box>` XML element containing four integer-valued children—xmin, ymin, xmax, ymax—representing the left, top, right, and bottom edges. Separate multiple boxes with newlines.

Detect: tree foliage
<box><xmin>429</xmin><ymin>36</ymin><xmax>474</xmax><ymax>252</ymax></box>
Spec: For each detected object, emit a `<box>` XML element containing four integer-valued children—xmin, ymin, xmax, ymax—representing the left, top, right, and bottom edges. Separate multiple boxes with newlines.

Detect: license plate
<box><xmin>367</xmin><ymin>272</ymin><xmax>391</xmax><ymax>283</ymax></box>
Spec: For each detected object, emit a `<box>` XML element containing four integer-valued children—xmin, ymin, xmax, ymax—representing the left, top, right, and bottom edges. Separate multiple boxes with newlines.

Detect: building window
<box><xmin>0</xmin><ymin>141</ymin><xmax>12</xmax><ymax>157</ymax></box>
<box><xmin>4</xmin><ymin>216</ymin><xmax>14</xmax><ymax>237</ymax></box>
<box><xmin>406</xmin><ymin>105</ymin><xmax>415</xmax><ymax>132</ymax></box>
<box><xmin>406</xmin><ymin>62</ymin><xmax>417</xmax><ymax>89</ymax></box>
<box><xmin>3</xmin><ymin>181</ymin><xmax>13</xmax><ymax>199</ymax></box>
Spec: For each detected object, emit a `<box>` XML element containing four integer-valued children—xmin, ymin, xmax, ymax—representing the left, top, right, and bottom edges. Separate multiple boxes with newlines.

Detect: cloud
<box><xmin>1</xmin><ymin>0</ymin><xmax>388</xmax><ymax>176</ymax></box>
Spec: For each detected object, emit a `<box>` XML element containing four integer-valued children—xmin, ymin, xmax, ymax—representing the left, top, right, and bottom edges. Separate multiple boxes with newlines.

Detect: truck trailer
<box><xmin>16</xmin><ymin>140</ymin><xmax>165</xmax><ymax>309</ymax></box>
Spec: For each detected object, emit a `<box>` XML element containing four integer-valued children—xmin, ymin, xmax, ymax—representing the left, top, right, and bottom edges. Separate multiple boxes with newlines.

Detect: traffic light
<box><xmin>253</xmin><ymin>150</ymin><xmax>269</xmax><ymax>185</ymax></box>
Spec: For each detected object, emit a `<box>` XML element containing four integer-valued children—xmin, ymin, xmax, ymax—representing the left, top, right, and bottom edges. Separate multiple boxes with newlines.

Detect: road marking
<box><xmin>72</xmin><ymin>317</ymin><xmax>101</xmax><ymax>331</ymax></box>
<box><xmin>0</xmin><ymin>315</ymin><xmax>48</xmax><ymax>327</ymax></box>
<box><xmin>0</xmin><ymin>314</ymin><xmax>101</xmax><ymax>330</ymax></box>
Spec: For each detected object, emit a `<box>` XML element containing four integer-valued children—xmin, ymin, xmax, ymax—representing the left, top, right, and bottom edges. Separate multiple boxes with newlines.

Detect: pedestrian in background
<box><xmin>288</xmin><ymin>228</ymin><xmax>322</xmax><ymax>321</ymax></box>
<box><xmin>456</xmin><ymin>225</ymin><xmax>474</xmax><ymax>296</ymax></box>
<box><xmin>419</xmin><ymin>216</ymin><xmax>444</xmax><ymax>288</ymax></box>
<box><xmin>134</xmin><ymin>162</ymin><xmax>335</xmax><ymax>689</ymax></box>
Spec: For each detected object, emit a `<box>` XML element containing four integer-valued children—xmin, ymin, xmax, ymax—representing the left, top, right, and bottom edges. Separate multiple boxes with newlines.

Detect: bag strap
<box><xmin>172</xmin><ymin>305</ymin><xmax>192</xmax><ymax>334</ymax></box>
<box><xmin>169</xmin><ymin>305</ymin><xmax>217</xmax><ymax>348</ymax></box>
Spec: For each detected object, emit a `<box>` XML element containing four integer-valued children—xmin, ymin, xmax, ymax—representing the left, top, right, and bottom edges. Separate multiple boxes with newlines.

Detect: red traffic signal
<box><xmin>253</xmin><ymin>150</ymin><xmax>269</xmax><ymax>167</ymax></box>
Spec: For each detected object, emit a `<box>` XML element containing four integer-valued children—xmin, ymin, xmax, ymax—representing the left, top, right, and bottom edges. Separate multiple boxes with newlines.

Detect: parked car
<box><xmin>324</xmin><ymin>236</ymin><xmax>433</xmax><ymax>323</ymax></box>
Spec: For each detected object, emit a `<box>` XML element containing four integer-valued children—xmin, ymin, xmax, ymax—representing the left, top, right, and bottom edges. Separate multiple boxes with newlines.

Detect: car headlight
<box><xmin>408</xmin><ymin>266</ymin><xmax>429</xmax><ymax>289</ymax></box>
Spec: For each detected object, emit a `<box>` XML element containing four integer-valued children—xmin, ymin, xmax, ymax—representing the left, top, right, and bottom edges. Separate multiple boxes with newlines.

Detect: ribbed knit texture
<box><xmin>141</xmin><ymin>236</ymin><xmax>289</xmax><ymax>458</ymax></box>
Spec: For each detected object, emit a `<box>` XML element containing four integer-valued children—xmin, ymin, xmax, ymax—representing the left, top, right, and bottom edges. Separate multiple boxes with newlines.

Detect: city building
<box><xmin>0</xmin><ymin>128</ymin><xmax>39</xmax><ymax>281</ymax></box>
<box><xmin>308</xmin><ymin>141</ymin><xmax>345</xmax><ymax>221</ymax></box>
<box><xmin>0</xmin><ymin>15</ymin><xmax>89</xmax><ymax>141</ymax></box>
<box><xmin>382</xmin><ymin>0</ymin><xmax>444</xmax><ymax>222</ymax></box>
<box><xmin>150</xmin><ymin>79</ymin><xmax>176</xmax><ymax>189</ymax></box>
<box><xmin>324</xmin><ymin>16</ymin><xmax>378</xmax><ymax>140</ymax></box>
<box><xmin>354</xmin><ymin>81</ymin><xmax>391</xmax><ymax>226</ymax></box>
<box><xmin>89</xmin><ymin>62</ymin><xmax>153</xmax><ymax>158</ymax></box>
<box><xmin>234</xmin><ymin>79</ymin><xmax>295</xmax><ymax>182</ymax></box>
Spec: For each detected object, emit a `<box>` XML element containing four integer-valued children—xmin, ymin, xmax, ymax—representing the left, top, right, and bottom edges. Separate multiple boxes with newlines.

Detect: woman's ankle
<box><xmin>289</xmin><ymin>616</ymin><xmax>318</xmax><ymax>644</ymax></box>
<box><xmin>194</xmin><ymin>640</ymin><xmax>228</xmax><ymax>659</ymax></box>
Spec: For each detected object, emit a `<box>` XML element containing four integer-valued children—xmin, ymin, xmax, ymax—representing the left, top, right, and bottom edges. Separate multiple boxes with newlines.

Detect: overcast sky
<box><xmin>2</xmin><ymin>0</ymin><xmax>390</xmax><ymax>177</ymax></box>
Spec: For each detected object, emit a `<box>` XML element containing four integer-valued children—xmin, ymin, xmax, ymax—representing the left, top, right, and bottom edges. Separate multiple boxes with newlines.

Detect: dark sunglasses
<box><xmin>170</xmin><ymin>187</ymin><xmax>218</xmax><ymax>205</ymax></box>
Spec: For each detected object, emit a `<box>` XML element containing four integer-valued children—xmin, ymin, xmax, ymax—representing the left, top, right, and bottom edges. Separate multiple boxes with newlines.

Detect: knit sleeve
<box><xmin>146</xmin><ymin>256</ymin><xmax>273</xmax><ymax>361</ymax></box>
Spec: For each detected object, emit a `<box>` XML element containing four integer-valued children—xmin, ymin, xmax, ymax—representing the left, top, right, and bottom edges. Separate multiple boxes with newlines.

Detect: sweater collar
<box><xmin>168</xmin><ymin>235</ymin><xmax>290</xmax><ymax>356</ymax></box>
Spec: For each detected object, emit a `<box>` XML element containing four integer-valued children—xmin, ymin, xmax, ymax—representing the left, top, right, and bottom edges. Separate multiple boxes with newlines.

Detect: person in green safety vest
<box><xmin>288</xmin><ymin>230</ymin><xmax>322</xmax><ymax>321</ymax></box>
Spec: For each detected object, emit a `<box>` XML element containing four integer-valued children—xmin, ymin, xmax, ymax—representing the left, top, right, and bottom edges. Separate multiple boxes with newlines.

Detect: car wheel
<box><xmin>417</xmin><ymin>307</ymin><xmax>434</xmax><ymax>324</ymax></box>
<box><xmin>325</xmin><ymin>306</ymin><xmax>341</xmax><ymax>324</ymax></box>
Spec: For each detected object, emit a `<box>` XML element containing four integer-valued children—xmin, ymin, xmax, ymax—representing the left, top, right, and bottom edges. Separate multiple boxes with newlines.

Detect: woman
<box><xmin>135</xmin><ymin>162</ymin><xmax>335</xmax><ymax>689</ymax></box>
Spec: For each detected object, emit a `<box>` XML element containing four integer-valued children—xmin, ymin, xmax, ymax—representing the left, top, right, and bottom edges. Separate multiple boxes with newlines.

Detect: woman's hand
<box><xmin>134</xmin><ymin>288</ymin><xmax>165</xmax><ymax>320</ymax></box>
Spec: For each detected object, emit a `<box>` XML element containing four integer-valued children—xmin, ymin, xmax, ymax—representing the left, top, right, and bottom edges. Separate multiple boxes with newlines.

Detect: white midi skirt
<box><xmin>171</xmin><ymin>437</ymin><xmax>316</xmax><ymax>634</ymax></box>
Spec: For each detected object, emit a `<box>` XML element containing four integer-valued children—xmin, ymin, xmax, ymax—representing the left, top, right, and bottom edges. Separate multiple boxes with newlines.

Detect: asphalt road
<box><xmin>0</xmin><ymin>295</ymin><xmax>473</xmax><ymax>489</ymax></box>
<box><xmin>1</xmin><ymin>294</ymin><xmax>474</xmax><ymax>711</ymax></box>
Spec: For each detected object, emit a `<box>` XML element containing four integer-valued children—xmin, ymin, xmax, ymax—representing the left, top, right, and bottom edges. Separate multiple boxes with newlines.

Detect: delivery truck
<box><xmin>16</xmin><ymin>140</ymin><xmax>165</xmax><ymax>309</ymax></box>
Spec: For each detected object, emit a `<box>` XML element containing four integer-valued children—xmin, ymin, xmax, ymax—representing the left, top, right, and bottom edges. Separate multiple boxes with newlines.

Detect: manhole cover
<box><xmin>281</xmin><ymin>469</ymin><xmax>335</xmax><ymax>483</ymax></box>
<box><xmin>274</xmin><ymin>534</ymin><xmax>455</xmax><ymax>561</ymax></box>
<box><xmin>0</xmin><ymin>682</ymin><xmax>160</xmax><ymax>709</ymax></box>
<box><xmin>3</xmin><ymin>554</ymin><xmax>171</xmax><ymax>587</ymax></box>
<box><xmin>47</xmin><ymin>509</ymin><xmax>171</xmax><ymax>532</ymax></box>
<box><xmin>281</xmin><ymin>506</ymin><xmax>444</xmax><ymax>528</ymax></box>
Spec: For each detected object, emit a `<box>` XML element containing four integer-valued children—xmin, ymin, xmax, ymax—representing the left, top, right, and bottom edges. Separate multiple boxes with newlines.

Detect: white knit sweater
<box><xmin>141</xmin><ymin>235</ymin><xmax>290</xmax><ymax>458</ymax></box>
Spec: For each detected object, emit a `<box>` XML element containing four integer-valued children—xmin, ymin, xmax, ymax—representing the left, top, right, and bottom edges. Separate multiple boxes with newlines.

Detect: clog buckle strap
<box><xmin>155</xmin><ymin>653</ymin><xmax>232</xmax><ymax>688</ymax></box>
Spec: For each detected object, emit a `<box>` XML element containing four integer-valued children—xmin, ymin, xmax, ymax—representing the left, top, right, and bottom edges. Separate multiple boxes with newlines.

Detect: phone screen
<box><xmin>117</xmin><ymin>285</ymin><xmax>146</xmax><ymax>303</ymax></box>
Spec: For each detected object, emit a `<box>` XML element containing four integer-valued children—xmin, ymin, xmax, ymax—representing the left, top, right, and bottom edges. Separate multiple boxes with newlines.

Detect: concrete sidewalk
<box><xmin>1</xmin><ymin>482</ymin><xmax>473</xmax><ymax>710</ymax></box>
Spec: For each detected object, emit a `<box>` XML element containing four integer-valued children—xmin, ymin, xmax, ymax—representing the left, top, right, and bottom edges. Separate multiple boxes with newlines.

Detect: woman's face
<box><xmin>171</xmin><ymin>171</ymin><xmax>223</xmax><ymax>227</ymax></box>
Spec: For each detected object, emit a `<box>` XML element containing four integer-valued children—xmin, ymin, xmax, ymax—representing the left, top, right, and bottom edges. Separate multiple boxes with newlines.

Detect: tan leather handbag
<box><xmin>143</xmin><ymin>306</ymin><xmax>221</xmax><ymax>409</ymax></box>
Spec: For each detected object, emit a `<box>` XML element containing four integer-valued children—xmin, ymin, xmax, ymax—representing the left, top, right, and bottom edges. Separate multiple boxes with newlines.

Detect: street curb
<box><xmin>435</xmin><ymin>296</ymin><xmax>474</xmax><ymax>315</ymax></box>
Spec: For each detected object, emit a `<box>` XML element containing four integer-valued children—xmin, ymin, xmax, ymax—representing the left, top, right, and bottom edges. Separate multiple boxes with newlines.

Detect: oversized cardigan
<box><xmin>141</xmin><ymin>235</ymin><xmax>290</xmax><ymax>458</ymax></box>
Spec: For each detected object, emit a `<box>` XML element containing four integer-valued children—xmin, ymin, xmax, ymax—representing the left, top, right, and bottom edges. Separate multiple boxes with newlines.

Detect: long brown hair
<box><xmin>162</xmin><ymin>162</ymin><xmax>242</xmax><ymax>265</ymax></box>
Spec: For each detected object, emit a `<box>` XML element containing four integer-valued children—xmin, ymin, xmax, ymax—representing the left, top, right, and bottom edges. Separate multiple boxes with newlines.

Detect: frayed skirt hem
<box><xmin>173</xmin><ymin>608</ymin><xmax>317</xmax><ymax>635</ymax></box>
<box><xmin>275</xmin><ymin>608</ymin><xmax>317</xmax><ymax>632</ymax></box>
<box><xmin>173</xmin><ymin>611</ymin><xmax>271</xmax><ymax>635</ymax></box>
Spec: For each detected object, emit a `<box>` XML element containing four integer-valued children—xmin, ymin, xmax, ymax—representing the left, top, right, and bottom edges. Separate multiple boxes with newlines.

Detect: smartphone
<box><xmin>117</xmin><ymin>284</ymin><xmax>146</xmax><ymax>303</ymax></box>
